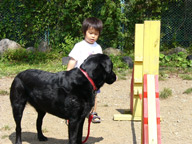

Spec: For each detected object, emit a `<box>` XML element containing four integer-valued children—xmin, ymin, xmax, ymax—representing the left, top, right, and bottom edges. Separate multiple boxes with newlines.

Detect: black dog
<box><xmin>10</xmin><ymin>54</ymin><xmax>116</xmax><ymax>144</ymax></box>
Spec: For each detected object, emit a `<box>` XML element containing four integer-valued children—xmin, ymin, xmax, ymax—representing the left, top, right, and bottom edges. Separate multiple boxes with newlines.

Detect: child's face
<box><xmin>84</xmin><ymin>27</ymin><xmax>99</xmax><ymax>44</ymax></box>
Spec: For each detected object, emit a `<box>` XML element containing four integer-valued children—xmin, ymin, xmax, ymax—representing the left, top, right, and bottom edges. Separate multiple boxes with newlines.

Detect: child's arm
<box><xmin>67</xmin><ymin>57</ymin><xmax>77</xmax><ymax>71</ymax></box>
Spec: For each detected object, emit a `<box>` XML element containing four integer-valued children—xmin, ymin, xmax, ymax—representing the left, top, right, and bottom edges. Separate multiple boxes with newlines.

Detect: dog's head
<box><xmin>80</xmin><ymin>54</ymin><xmax>116</xmax><ymax>89</ymax></box>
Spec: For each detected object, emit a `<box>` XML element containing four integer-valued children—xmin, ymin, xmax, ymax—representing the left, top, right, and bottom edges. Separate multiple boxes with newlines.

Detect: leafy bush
<box><xmin>58</xmin><ymin>35</ymin><xmax>82</xmax><ymax>56</ymax></box>
<box><xmin>159</xmin><ymin>52</ymin><xmax>192</xmax><ymax>68</ymax></box>
<box><xmin>109</xmin><ymin>55</ymin><xmax>130</xmax><ymax>79</ymax></box>
<box><xmin>109</xmin><ymin>55</ymin><xmax>129</xmax><ymax>71</ymax></box>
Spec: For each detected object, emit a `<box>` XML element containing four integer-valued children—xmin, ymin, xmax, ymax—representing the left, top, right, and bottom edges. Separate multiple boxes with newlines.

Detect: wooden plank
<box><xmin>132</xmin><ymin>95</ymin><xmax>142</xmax><ymax>117</ymax></box>
<box><xmin>155</xmin><ymin>75</ymin><xmax>161</xmax><ymax>144</ymax></box>
<box><xmin>143</xmin><ymin>21</ymin><xmax>161</xmax><ymax>75</ymax></box>
<box><xmin>132</xmin><ymin>24</ymin><xmax>144</xmax><ymax>119</ymax></box>
<box><xmin>142</xmin><ymin>74</ymin><xmax>148</xmax><ymax>144</ymax></box>
<box><xmin>113</xmin><ymin>114</ymin><xmax>142</xmax><ymax>121</ymax></box>
<box><xmin>134</xmin><ymin>62</ymin><xmax>143</xmax><ymax>84</ymax></box>
<box><xmin>147</xmin><ymin>75</ymin><xmax>158</xmax><ymax>144</ymax></box>
<box><xmin>113</xmin><ymin>114</ymin><xmax>132</xmax><ymax>121</ymax></box>
<box><xmin>134</xmin><ymin>84</ymin><xmax>142</xmax><ymax>95</ymax></box>
<box><xmin>134</xmin><ymin>24</ymin><xmax>144</xmax><ymax>62</ymax></box>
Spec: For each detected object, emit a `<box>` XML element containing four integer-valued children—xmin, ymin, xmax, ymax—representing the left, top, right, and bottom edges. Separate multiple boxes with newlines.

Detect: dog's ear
<box><xmin>80</xmin><ymin>54</ymin><xmax>99</xmax><ymax>72</ymax></box>
<box><xmin>100</xmin><ymin>55</ymin><xmax>112</xmax><ymax>74</ymax></box>
<box><xmin>80</xmin><ymin>54</ymin><xmax>112</xmax><ymax>74</ymax></box>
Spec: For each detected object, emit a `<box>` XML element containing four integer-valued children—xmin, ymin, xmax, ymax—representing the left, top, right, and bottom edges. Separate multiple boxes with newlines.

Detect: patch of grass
<box><xmin>116</xmin><ymin>70</ymin><xmax>129</xmax><ymax>80</ymax></box>
<box><xmin>0</xmin><ymin>125</ymin><xmax>11</xmax><ymax>131</ymax></box>
<box><xmin>183</xmin><ymin>88</ymin><xmax>192</xmax><ymax>94</ymax></box>
<box><xmin>103</xmin><ymin>104</ymin><xmax>109</xmax><ymax>107</ymax></box>
<box><xmin>0</xmin><ymin>90</ymin><xmax>9</xmax><ymax>95</ymax></box>
<box><xmin>0</xmin><ymin>57</ymin><xmax>130</xmax><ymax>80</ymax></box>
<box><xmin>0</xmin><ymin>60</ymin><xmax>67</xmax><ymax>78</ymax></box>
<box><xmin>159</xmin><ymin>71</ymin><xmax>169</xmax><ymax>81</ymax></box>
<box><xmin>160</xmin><ymin>88</ymin><xmax>172</xmax><ymax>99</ymax></box>
<box><xmin>1</xmin><ymin>135</ymin><xmax>9</xmax><ymax>139</ymax></box>
<box><xmin>42</xmin><ymin>128</ymin><xmax>48</xmax><ymax>133</ymax></box>
<box><xmin>179</xmin><ymin>74</ymin><xmax>192</xmax><ymax>80</ymax></box>
<box><xmin>159</xmin><ymin>67</ymin><xmax>192</xmax><ymax>75</ymax></box>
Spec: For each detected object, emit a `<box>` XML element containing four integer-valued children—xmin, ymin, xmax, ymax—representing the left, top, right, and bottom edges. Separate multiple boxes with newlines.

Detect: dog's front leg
<box><xmin>77</xmin><ymin>117</ymin><xmax>86</xmax><ymax>144</ymax></box>
<box><xmin>68</xmin><ymin>119</ymin><xmax>82</xmax><ymax>144</ymax></box>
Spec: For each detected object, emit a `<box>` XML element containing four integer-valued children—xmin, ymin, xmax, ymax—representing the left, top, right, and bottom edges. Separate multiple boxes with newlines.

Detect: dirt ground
<box><xmin>0</xmin><ymin>74</ymin><xmax>192</xmax><ymax>144</ymax></box>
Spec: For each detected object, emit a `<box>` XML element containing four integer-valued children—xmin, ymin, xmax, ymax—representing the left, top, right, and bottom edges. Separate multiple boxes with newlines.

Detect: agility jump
<box><xmin>114</xmin><ymin>21</ymin><xmax>161</xmax><ymax>144</ymax></box>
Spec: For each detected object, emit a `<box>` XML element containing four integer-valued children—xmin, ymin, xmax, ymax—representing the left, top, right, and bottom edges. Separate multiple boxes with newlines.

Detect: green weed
<box><xmin>183</xmin><ymin>88</ymin><xmax>192</xmax><ymax>94</ymax></box>
<box><xmin>42</xmin><ymin>128</ymin><xmax>48</xmax><ymax>133</ymax></box>
<box><xmin>160</xmin><ymin>88</ymin><xmax>172</xmax><ymax>99</ymax></box>
<box><xmin>179</xmin><ymin>74</ymin><xmax>192</xmax><ymax>80</ymax></box>
<box><xmin>103</xmin><ymin>104</ymin><xmax>109</xmax><ymax>107</ymax></box>
<box><xmin>159</xmin><ymin>71</ymin><xmax>169</xmax><ymax>81</ymax></box>
<box><xmin>0</xmin><ymin>90</ymin><xmax>9</xmax><ymax>95</ymax></box>
<box><xmin>1</xmin><ymin>135</ymin><xmax>9</xmax><ymax>139</ymax></box>
<box><xmin>1</xmin><ymin>125</ymin><xmax>11</xmax><ymax>131</ymax></box>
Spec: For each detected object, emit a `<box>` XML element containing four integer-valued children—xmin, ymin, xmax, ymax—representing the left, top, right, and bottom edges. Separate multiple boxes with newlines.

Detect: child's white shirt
<box><xmin>68</xmin><ymin>40</ymin><xmax>102</xmax><ymax>68</ymax></box>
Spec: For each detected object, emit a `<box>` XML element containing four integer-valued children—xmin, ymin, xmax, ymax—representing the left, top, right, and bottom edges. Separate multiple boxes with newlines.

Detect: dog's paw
<box><xmin>38</xmin><ymin>135</ymin><xmax>48</xmax><ymax>141</ymax></box>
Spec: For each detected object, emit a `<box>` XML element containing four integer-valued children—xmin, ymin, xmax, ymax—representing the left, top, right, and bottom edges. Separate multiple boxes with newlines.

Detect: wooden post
<box><xmin>141</xmin><ymin>21</ymin><xmax>161</xmax><ymax>144</ymax></box>
<box><xmin>147</xmin><ymin>75</ymin><xmax>158</xmax><ymax>144</ymax></box>
<box><xmin>132</xmin><ymin>24</ymin><xmax>144</xmax><ymax>119</ymax></box>
<box><xmin>143</xmin><ymin>21</ymin><xmax>160</xmax><ymax>75</ymax></box>
<box><xmin>114</xmin><ymin>24</ymin><xmax>144</xmax><ymax>121</ymax></box>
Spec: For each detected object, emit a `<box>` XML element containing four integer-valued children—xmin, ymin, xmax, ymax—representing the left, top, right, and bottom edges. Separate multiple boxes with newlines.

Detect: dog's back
<box><xmin>10</xmin><ymin>69</ymin><xmax>69</xmax><ymax>117</ymax></box>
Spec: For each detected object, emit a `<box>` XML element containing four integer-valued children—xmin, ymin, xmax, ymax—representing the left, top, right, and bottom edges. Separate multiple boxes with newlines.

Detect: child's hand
<box><xmin>67</xmin><ymin>58</ymin><xmax>77</xmax><ymax>71</ymax></box>
<box><xmin>116</xmin><ymin>75</ymin><xmax>118</xmax><ymax>81</ymax></box>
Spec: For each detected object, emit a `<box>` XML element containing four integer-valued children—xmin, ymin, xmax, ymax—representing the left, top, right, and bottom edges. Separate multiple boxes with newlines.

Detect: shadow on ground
<box><xmin>9</xmin><ymin>132</ymin><xmax>104</xmax><ymax>144</ymax></box>
<box><xmin>116</xmin><ymin>109</ymin><xmax>137</xmax><ymax>144</ymax></box>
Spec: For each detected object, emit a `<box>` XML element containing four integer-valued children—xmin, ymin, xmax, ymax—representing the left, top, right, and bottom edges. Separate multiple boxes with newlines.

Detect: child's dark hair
<box><xmin>82</xmin><ymin>17</ymin><xmax>103</xmax><ymax>35</ymax></box>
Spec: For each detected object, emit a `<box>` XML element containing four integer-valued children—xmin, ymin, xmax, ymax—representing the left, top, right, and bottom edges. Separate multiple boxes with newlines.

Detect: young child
<box><xmin>67</xmin><ymin>17</ymin><xmax>103</xmax><ymax>123</ymax></box>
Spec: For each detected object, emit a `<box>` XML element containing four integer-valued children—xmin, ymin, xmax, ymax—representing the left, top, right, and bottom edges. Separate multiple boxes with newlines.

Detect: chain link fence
<box><xmin>0</xmin><ymin>0</ymin><xmax>49</xmax><ymax>47</ymax></box>
<box><xmin>161</xmin><ymin>0</ymin><xmax>192</xmax><ymax>47</ymax></box>
<box><xmin>1</xmin><ymin>1</ymin><xmax>192</xmax><ymax>49</ymax></box>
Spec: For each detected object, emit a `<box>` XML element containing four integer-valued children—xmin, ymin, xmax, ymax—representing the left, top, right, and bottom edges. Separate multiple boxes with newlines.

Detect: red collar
<box><xmin>80</xmin><ymin>68</ymin><xmax>97</xmax><ymax>91</ymax></box>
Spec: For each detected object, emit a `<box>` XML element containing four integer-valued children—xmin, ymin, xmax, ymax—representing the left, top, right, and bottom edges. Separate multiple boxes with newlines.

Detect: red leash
<box><xmin>82</xmin><ymin>114</ymin><xmax>93</xmax><ymax>143</ymax></box>
<box><xmin>79</xmin><ymin>68</ymin><xmax>95</xmax><ymax>143</ymax></box>
<box><xmin>79</xmin><ymin>68</ymin><xmax>96</xmax><ymax>143</ymax></box>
